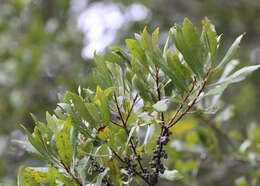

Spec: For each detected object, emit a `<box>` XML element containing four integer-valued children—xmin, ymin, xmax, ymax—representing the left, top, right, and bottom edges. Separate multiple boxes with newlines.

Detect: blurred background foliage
<box><xmin>0</xmin><ymin>0</ymin><xmax>259</xmax><ymax>185</ymax></box>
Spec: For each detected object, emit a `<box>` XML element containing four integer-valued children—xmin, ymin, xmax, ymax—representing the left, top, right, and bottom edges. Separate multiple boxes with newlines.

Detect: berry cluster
<box><xmin>90</xmin><ymin>158</ymin><xmax>105</xmax><ymax>173</ymax></box>
<box><xmin>125</xmin><ymin>157</ymin><xmax>137</xmax><ymax>177</ymax></box>
<box><xmin>148</xmin><ymin>128</ymin><xmax>172</xmax><ymax>184</ymax></box>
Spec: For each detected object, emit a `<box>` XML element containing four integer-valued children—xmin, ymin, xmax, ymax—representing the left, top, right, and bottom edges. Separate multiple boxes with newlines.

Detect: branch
<box><xmin>167</xmin><ymin>68</ymin><xmax>211</xmax><ymax>129</ymax></box>
<box><xmin>111</xmin><ymin>149</ymin><xmax>151</xmax><ymax>186</ymax></box>
<box><xmin>167</xmin><ymin>77</ymin><xmax>197</xmax><ymax>127</ymax></box>
<box><xmin>113</xmin><ymin>92</ymin><xmax>145</xmax><ymax>173</ymax></box>
<box><xmin>60</xmin><ymin>160</ymin><xmax>83</xmax><ymax>186</ymax></box>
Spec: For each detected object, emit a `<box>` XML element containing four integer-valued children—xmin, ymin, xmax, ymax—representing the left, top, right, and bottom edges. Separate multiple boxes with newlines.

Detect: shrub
<box><xmin>12</xmin><ymin>18</ymin><xmax>260</xmax><ymax>186</ymax></box>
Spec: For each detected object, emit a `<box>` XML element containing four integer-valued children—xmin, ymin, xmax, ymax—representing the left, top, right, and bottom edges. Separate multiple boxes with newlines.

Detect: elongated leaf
<box><xmin>163</xmin><ymin>27</ymin><xmax>173</xmax><ymax>58</ymax></box>
<box><xmin>65</xmin><ymin>91</ymin><xmax>95</xmax><ymax>125</ymax></box>
<box><xmin>132</xmin><ymin>75</ymin><xmax>152</xmax><ymax>102</ymax></box>
<box><xmin>126</xmin><ymin>39</ymin><xmax>149</xmax><ymax>71</ymax></box>
<box><xmin>56</xmin><ymin>116</ymin><xmax>73</xmax><ymax>167</ymax></box>
<box><xmin>58</xmin><ymin>103</ymin><xmax>91</xmax><ymax>137</ymax></box>
<box><xmin>106</xmin><ymin>158</ymin><xmax>121</xmax><ymax>186</ymax></box>
<box><xmin>14</xmin><ymin>140</ymin><xmax>50</xmax><ymax>163</ymax></box>
<box><xmin>94</xmin><ymin>53</ymin><xmax>112</xmax><ymax>87</ymax></box>
<box><xmin>202</xmin><ymin>17</ymin><xmax>218</xmax><ymax>64</ymax></box>
<box><xmin>17</xmin><ymin>166</ymin><xmax>25</xmax><ymax>186</ymax></box>
<box><xmin>204</xmin><ymin>80</ymin><xmax>231</xmax><ymax>97</ymax></box>
<box><xmin>218</xmin><ymin>65</ymin><xmax>260</xmax><ymax>84</ymax></box>
<box><xmin>110</xmin><ymin>46</ymin><xmax>131</xmax><ymax>66</ymax></box>
<box><xmin>182</xmin><ymin>18</ymin><xmax>203</xmax><ymax>63</ymax></box>
<box><xmin>94</xmin><ymin>168</ymin><xmax>109</xmax><ymax>186</ymax></box>
<box><xmin>173</xmin><ymin>25</ymin><xmax>203</xmax><ymax>77</ymax></box>
<box><xmin>21</xmin><ymin>125</ymin><xmax>49</xmax><ymax>158</ymax></box>
<box><xmin>217</xmin><ymin>34</ymin><xmax>244</xmax><ymax>68</ymax></box>
<box><xmin>166</xmin><ymin>51</ymin><xmax>192</xmax><ymax>82</ymax></box>
<box><xmin>46</xmin><ymin>112</ymin><xmax>57</xmax><ymax>134</ymax></box>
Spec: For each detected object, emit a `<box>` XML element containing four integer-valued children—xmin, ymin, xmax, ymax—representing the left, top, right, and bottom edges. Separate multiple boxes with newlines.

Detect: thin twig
<box><xmin>60</xmin><ymin>160</ymin><xmax>83</xmax><ymax>186</ymax></box>
<box><xmin>113</xmin><ymin>92</ymin><xmax>145</xmax><ymax>173</ymax></box>
<box><xmin>167</xmin><ymin>76</ymin><xmax>197</xmax><ymax>127</ymax></box>
<box><xmin>110</xmin><ymin>120</ymin><xmax>124</xmax><ymax>128</ymax></box>
<box><xmin>167</xmin><ymin>68</ymin><xmax>211</xmax><ymax>129</ymax></box>
<box><xmin>111</xmin><ymin>149</ymin><xmax>151</xmax><ymax>186</ymax></box>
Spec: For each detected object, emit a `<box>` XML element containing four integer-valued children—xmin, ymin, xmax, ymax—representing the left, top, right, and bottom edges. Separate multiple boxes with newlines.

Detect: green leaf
<box><xmin>182</xmin><ymin>18</ymin><xmax>203</xmax><ymax>64</ymax></box>
<box><xmin>110</xmin><ymin>46</ymin><xmax>131</xmax><ymax>66</ymax></box>
<box><xmin>159</xmin><ymin>169</ymin><xmax>183</xmax><ymax>181</ymax></box>
<box><xmin>159</xmin><ymin>62</ymin><xmax>188</xmax><ymax>92</ymax></box>
<box><xmin>126</xmin><ymin>39</ymin><xmax>149</xmax><ymax>72</ymax></box>
<box><xmin>173</xmin><ymin>25</ymin><xmax>203</xmax><ymax>77</ymax></box>
<box><xmin>217</xmin><ymin>65</ymin><xmax>260</xmax><ymax>84</ymax></box>
<box><xmin>96</xmin><ymin>126</ymin><xmax>116</xmax><ymax>149</ymax></box>
<box><xmin>132</xmin><ymin>75</ymin><xmax>154</xmax><ymax>103</ymax></box>
<box><xmin>106</xmin><ymin>158</ymin><xmax>121</xmax><ymax>186</ymax></box>
<box><xmin>152</xmin><ymin>100</ymin><xmax>168</xmax><ymax>112</ymax></box>
<box><xmin>47</xmin><ymin>166</ymin><xmax>74</xmax><ymax>185</ymax></box>
<box><xmin>17</xmin><ymin>166</ymin><xmax>25</xmax><ymax>186</ymax></box>
<box><xmin>94</xmin><ymin>52</ymin><xmax>112</xmax><ymax>87</ymax></box>
<box><xmin>14</xmin><ymin>140</ymin><xmax>50</xmax><ymax>163</ymax></box>
<box><xmin>204</xmin><ymin>80</ymin><xmax>231</xmax><ymax>97</ymax></box>
<box><xmin>202</xmin><ymin>17</ymin><xmax>218</xmax><ymax>64</ymax></box>
<box><xmin>56</xmin><ymin>115</ymin><xmax>73</xmax><ymax>167</ymax></box>
<box><xmin>94</xmin><ymin>168</ymin><xmax>109</xmax><ymax>186</ymax></box>
<box><xmin>126</xmin><ymin>126</ymin><xmax>137</xmax><ymax>145</ymax></box>
<box><xmin>46</xmin><ymin>112</ymin><xmax>58</xmax><ymax>134</ymax></box>
<box><xmin>24</xmin><ymin>167</ymin><xmax>48</xmax><ymax>183</ymax></box>
<box><xmin>217</xmin><ymin>34</ymin><xmax>244</xmax><ymax>68</ymax></box>
<box><xmin>21</xmin><ymin>125</ymin><xmax>49</xmax><ymax>159</ymax></box>
<box><xmin>0</xmin><ymin>184</ymin><xmax>6</xmax><ymax>186</ymax></box>
<box><xmin>163</xmin><ymin>27</ymin><xmax>173</xmax><ymax>58</ymax></box>
<box><xmin>65</xmin><ymin>91</ymin><xmax>95</xmax><ymax>125</ymax></box>
<box><xmin>95</xmin><ymin>86</ymin><xmax>114</xmax><ymax>123</ymax></box>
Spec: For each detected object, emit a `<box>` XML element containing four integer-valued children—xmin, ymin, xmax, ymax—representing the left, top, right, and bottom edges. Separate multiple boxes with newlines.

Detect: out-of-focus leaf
<box><xmin>96</xmin><ymin>126</ymin><xmax>116</xmax><ymax>149</ymax></box>
<box><xmin>170</xmin><ymin>118</ymin><xmax>199</xmax><ymax>134</ymax></box>
<box><xmin>235</xmin><ymin>177</ymin><xmax>248</xmax><ymax>186</ymax></box>
<box><xmin>95</xmin><ymin>86</ymin><xmax>114</xmax><ymax>123</ymax></box>
<box><xmin>185</xmin><ymin>131</ymin><xmax>199</xmax><ymax>147</ymax></box>
<box><xmin>176</xmin><ymin>159</ymin><xmax>198</xmax><ymax>173</ymax></box>
<box><xmin>159</xmin><ymin>169</ymin><xmax>183</xmax><ymax>181</ymax></box>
